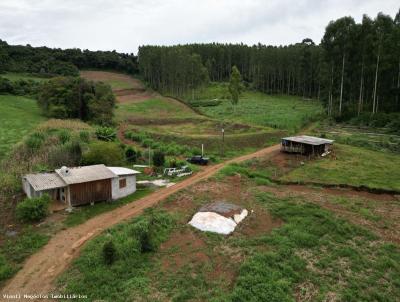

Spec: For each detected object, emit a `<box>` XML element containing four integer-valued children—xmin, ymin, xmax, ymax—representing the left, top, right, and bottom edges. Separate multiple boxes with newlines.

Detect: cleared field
<box><xmin>0</xmin><ymin>95</ymin><xmax>45</xmax><ymax>159</ymax></box>
<box><xmin>116</xmin><ymin>97</ymin><xmax>201</xmax><ymax>122</ymax></box>
<box><xmin>58</xmin><ymin>162</ymin><xmax>400</xmax><ymax>301</ymax></box>
<box><xmin>1</xmin><ymin>73</ymin><xmax>49</xmax><ymax>82</ymax></box>
<box><xmin>312</xmin><ymin>122</ymin><xmax>400</xmax><ymax>154</ymax></box>
<box><xmin>281</xmin><ymin>144</ymin><xmax>400</xmax><ymax>192</ymax></box>
<box><xmin>189</xmin><ymin>83</ymin><xmax>324</xmax><ymax>131</ymax></box>
<box><xmin>80</xmin><ymin>70</ymin><xmax>145</xmax><ymax>91</ymax></box>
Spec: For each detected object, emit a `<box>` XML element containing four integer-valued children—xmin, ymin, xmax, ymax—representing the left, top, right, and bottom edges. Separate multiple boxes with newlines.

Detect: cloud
<box><xmin>0</xmin><ymin>0</ymin><xmax>398</xmax><ymax>53</ymax></box>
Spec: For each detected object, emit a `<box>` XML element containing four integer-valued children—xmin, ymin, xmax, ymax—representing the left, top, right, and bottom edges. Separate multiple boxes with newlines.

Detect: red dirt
<box><xmin>80</xmin><ymin>70</ymin><xmax>157</xmax><ymax>103</ymax></box>
<box><xmin>0</xmin><ymin>144</ymin><xmax>281</xmax><ymax>298</ymax></box>
<box><xmin>80</xmin><ymin>70</ymin><xmax>145</xmax><ymax>90</ymax></box>
<box><xmin>159</xmin><ymin>228</ymin><xmax>208</xmax><ymax>271</ymax></box>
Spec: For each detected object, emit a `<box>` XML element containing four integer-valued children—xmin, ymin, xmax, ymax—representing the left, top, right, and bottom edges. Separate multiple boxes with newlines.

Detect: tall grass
<box><xmin>58</xmin><ymin>209</ymin><xmax>176</xmax><ymax>301</ymax></box>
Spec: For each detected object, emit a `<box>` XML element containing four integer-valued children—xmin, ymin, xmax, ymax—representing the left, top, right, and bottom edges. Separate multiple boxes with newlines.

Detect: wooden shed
<box><xmin>281</xmin><ymin>135</ymin><xmax>334</xmax><ymax>156</ymax></box>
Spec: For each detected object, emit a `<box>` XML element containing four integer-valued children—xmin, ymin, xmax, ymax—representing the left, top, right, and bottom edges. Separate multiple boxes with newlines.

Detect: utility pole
<box><xmin>221</xmin><ymin>128</ymin><xmax>225</xmax><ymax>157</ymax></box>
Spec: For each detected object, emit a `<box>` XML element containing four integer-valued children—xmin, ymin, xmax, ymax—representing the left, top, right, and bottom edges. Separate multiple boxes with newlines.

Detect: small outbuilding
<box><xmin>22</xmin><ymin>165</ymin><xmax>140</xmax><ymax>207</ymax></box>
<box><xmin>281</xmin><ymin>135</ymin><xmax>334</xmax><ymax>156</ymax></box>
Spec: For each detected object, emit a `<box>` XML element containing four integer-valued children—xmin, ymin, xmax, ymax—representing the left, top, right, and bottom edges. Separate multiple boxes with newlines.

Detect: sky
<box><xmin>0</xmin><ymin>0</ymin><xmax>398</xmax><ymax>53</ymax></box>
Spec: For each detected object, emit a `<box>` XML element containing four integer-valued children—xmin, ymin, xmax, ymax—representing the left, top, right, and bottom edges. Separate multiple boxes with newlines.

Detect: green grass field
<box><xmin>116</xmin><ymin>98</ymin><xmax>201</xmax><ymax>122</ymax></box>
<box><xmin>0</xmin><ymin>95</ymin><xmax>45</xmax><ymax>159</ymax></box>
<box><xmin>189</xmin><ymin>83</ymin><xmax>324</xmax><ymax>132</ymax></box>
<box><xmin>311</xmin><ymin>122</ymin><xmax>400</xmax><ymax>154</ymax></box>
<box><xmin>1</xmin><ymin>73</ymin><xmax>49</xmax><ymax>82</ymax></box>
<box><xmin>281</xmin><ymin>144</ymin><xmax>400</xmax><ymax>192</ymax></box>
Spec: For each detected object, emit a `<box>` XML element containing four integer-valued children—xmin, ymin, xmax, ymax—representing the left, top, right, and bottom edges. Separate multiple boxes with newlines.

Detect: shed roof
<box><xmin>107</xmin><ymin>167</ymin><xmax>140</xmax><ymax>176</ymax></box>
<box><xmin>282</xmin><ymin>135</ymin><xmax>334</xmax><ymax>146</ymax></box>
<box><xmin>24</xmin><ymin>173</ymin><xmax>66</xmax><ymax>191</ymax></box>
<box><xmin>55</xmin><ymin>164</ymin><xmax>117</xmax><ymax>185</ymax></box>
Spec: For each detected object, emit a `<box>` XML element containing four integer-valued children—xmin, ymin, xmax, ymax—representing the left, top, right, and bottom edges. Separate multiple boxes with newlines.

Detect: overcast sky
<box><xmin>0</xmin><ymin>0</ymin><xmax>398</xmax><ymax>53</ymax></box>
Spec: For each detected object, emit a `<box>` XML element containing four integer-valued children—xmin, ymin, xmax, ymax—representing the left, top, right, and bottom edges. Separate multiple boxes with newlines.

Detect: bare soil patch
<box><xmin>159</xmin><ymin>228</ymin><xmax>207</xmax><ymax>271</ymax></box>
<box><xmin>80</xmin><ymin>70</ymin><xmax>145</xmax><ymax>90</ymax></box>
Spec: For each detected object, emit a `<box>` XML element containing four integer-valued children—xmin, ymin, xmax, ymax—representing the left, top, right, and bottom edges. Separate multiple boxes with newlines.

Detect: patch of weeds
<box><xmin>229</xmin><ymin>192</ymin><xmax>400</xmax><ymax>301</ymax></box>
<box><xmin>58</xmin><ymin>209</ymin><xmax>176</xmax><ymax>301</ymax></box>
<box><xmin>0</xmin><ymin>227</ymin><xmax>49</xmax><ymax>284</ymax></box>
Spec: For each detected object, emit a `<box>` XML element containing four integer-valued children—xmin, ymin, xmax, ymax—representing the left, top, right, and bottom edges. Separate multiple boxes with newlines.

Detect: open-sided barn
<box><xmin>281</xmin><ymin>135</ymin><xmax>334</xmax><ymax>156</ymax></box>
<box><xmin>22</xmin><ymin>164</ymin><xmax>140</xmax><ymax>207</ymax></box>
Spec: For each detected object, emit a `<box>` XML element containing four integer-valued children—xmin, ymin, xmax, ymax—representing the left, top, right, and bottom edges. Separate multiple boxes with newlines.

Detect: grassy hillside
<box><xmin>281</xmin><ymin>144</ymin><xmax>400</xmax><ymax>192</ymax></box>
<box><xmin>188</xmin><ymin>83</ymin><xmax>324</xmax><ymax>132</ymax></box>
<box><xmin>116</xmin><ymin>97</ymin><xmax>201</xmax><ymax>122</ymax></box>
<box><xmin>80</xmin><ymin>70</ymin><xmax>144</xmax><ymax>90</ymax></box>
<box><xmin>1</xmin><ymin>73</ymin><xmax>49</xmax><ymax>82</ymax></box>
<box><xmin>100</xmin><ymin>73</ymin><xmax>283</xmax><ymax>157</ymax></box>
<box><xmin>0</xmin><ymin>95</ymin><xmax>45</xmax><ymax>159</ymax></box>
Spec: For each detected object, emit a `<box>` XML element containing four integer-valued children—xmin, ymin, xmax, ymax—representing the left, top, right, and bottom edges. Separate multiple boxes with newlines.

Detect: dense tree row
<box><xmin>139</xmin><ymin>41</ymin><xmax>323</xmax><ymax>99</ymax></box>
<box><xmin>0</xmin><ymin>39</ymin><xmax>138</xmax><ymax>76</ymax></box>
<box><xmin>321</xmin><ymin>12</ymin><xmax>400</xmax><ymax>117</ymax></box>
<box><xmin>138</xmin><ymin>46</ymin><xmax>208</xmax><ymax>97</ymax></box>
<box><xmin>38</xmin><ymin>77</ymin><xmax>115</xmax><ymax>125</ymax></box>
<box><xmin>139</xmin><ymin>10</ymin><xmax>400</xmax><ymax>118</ymax></box>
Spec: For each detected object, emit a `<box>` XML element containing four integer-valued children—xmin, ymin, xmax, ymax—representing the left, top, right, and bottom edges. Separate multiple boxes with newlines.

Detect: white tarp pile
<box><xmin>189</xmin><ymin>202</ymin><xmax>248</xmax><ymax>235</ymax></box>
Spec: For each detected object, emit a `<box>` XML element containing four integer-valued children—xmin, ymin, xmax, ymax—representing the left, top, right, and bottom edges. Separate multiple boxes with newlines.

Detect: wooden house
<box><xmin>281</xmin><ymin>135</ymin><xmax>334</xmax><ymax>156</ymax></box>
<box><xmin>22</xmin><ymin>164</ymin><xmax>140</xmax><ymax>207</ymax></box>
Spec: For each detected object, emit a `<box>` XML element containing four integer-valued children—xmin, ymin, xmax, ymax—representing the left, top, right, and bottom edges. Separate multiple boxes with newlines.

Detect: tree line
<box><xmin>0</xmin><ymin>39</ymin><xmax>138</xmax><ymax>76</ymax></box>
<box><xmin>139</xmin><ymin>9</ymin><xmax>400</xmax><ymax>119</ymax></box>
<box><xmin>138</xmin><ymin>46</ymin><xmax>209</xmax><ymax>97</ymax></box>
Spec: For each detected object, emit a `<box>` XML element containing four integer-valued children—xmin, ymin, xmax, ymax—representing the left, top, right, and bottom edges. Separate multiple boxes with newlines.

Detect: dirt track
<box><xmin>0</xmin><ymin>145</ymin><xmax>280</xmax><ymax>299</ymax></box>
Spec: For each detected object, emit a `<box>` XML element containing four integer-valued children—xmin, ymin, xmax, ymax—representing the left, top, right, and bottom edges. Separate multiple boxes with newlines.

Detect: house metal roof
<box><xmin>55</xmin><ymin>164</ymin><xmax>117</xmax><ymax>185</ymax></box>
<box><xmin>107</xmin><ymin>167</ymin><xmax>140</xmax><ymax>176</ymax></box>
<box><xmin>24</xmin><ymin>173</ymin><xmax>66</xmax><ymax>191</ymax></box>
<box><xmin>282</xmin><ymin>135</ymin><xmax>334</xmax><ymax>146</ymax></box>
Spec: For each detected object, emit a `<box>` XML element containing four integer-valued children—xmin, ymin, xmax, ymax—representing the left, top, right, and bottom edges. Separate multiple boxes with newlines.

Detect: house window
<box><xmin>119</xmin><ymin>178</ymin><xmax>127</xmax><ymax>188</ymax></box>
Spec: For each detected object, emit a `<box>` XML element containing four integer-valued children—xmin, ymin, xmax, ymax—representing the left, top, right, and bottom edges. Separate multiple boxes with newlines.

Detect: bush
<box><xmin>0</xmin><ymin>254</ymin><xmax>13</xmax><ymax>282</ymax></box>
<box><xmin>16</xmin><ymin>194</ymin><xmax>50</xmax><ymax>222</ymax></box>
<box><xmin>95</xmin><ymin>126</ymin><xmax>116</xmax><ymax>141</ymax></box>
<box><xmin>79</xmin><ymin>130</ymin><xmax>91</xmax><ymax>143</ymax></box>
<box><xmin>125</xmin><ymin>147</ymin><xmax>137</xmax><ymax>163</ymax></box>
<box><xmin>82</xmin><ymin>141</ymin><xmax>123</xmax><ymax>166</ymax></box>
<box><xmin>25</xmin><ymin>132</ymin><xmax>46</xmax><ymax>151</ymax></box>
<box><xmin>57</xmin><ymin>129</ymin><xmax>71</xmax><ymax>144</ymax></box>
<box><xmin>152</xmin><ymin>151</ymin><xmax>165</xmax><ymax>167</ymax></box>
<box><xmin>102</xmin><ymin>240</ymin><xmax>117</xmax><ymax>265</ymax></box>
<box><xmin>48</xmin><ymin>140</ymin><xmax>82</xmax><ymax>167</ymax></box>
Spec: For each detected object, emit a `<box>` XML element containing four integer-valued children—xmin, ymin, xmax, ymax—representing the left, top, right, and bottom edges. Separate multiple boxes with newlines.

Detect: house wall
<box><xmin>22</xmin><ymin>178</ymin><xmax>33</xmax><ymax>198</ymax></box>
<box><xmin>69</xmin><ymin>179</ymin><xmax>112</xmax><ymax>206</ymax></box>
<box><xmin>111</xmin><ymin>175</ymin><xmax>136</xmax><ymax>200</ymax></box>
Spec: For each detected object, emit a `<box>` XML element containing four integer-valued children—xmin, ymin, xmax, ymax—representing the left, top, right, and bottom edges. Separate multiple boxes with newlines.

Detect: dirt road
<box><xmin>0</xmin><ymin>144</ymin><xmax>280</xmax><ymax>299</ymax></box>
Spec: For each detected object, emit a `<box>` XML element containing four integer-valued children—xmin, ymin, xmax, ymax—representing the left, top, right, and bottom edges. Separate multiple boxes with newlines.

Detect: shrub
<box><xmin>95</xmin><ymin>126</ymin><xmax>116</xmax><ymax>141</ymax></box>
<box><xmin>57</xmin><ymin>129</ymin><xmax>71</xmax><ymax>144</ymax></box>
<box><xmin>48</xmin><ymin>140</ymin><xmax>82</xmax><ymax>167</ymax></box>
<box><xmin>79</xmin><ymin>130</ymin><xmax>91</xmax><ymax>143</ymax></box>
<box><xmin>82</xmin><ymin>141</ymin><xmax>123</xmax><ymax>166</ymax></box>
<box><xmin>125</xmin><ymin>147</ymin><xmax>137</xmax><ymax>163</ymax></box>
<box><xmin>25</xmin><ymin>132</ymin><xmax>46</xmax><ymax>151</ymax></box>
<box><xmin>152</xmin><ymin>151</ymin><xmax>165</xmax><ymax>167</ymax></box>
<box><xmin>0</xmin><ymin>254</ymin><xmax>13</xmax><ymax>282</ymax></box>
<box><xmin>102</xmin><ymin>240</ymin><xmax>117</xmax><ymax>265</ymax></box>
<box><xmin>16</xmin><ymin>194</ymin><xmax>50</xmax><ymax>222</ymax></box>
